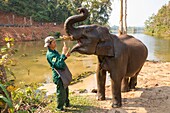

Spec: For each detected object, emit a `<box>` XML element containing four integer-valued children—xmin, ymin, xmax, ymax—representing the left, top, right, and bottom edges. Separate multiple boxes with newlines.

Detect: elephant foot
<box><xmin>129</xmin><ymin>82</ymin><xmax>137</xmax><ymax>90</ymax></box>
<box><xmin>130</xmin><ymin>88</ymin><xmax>136</xmax><ymax>91</ymax></box>
<box><xmin>121</xmin><ymin>88</ymin><xmax>129</xmax><ymax>92</ymax></box>
<box><xmin>121</xmin><ymin>86</ymin><xmax>129</xmax><ymax>92</ymax></box>
<box><xmin>112</xmin><ymin>102</ymin><xmax>122</xmax><ymax>108</ymax></box>
<box><xmin>97</xmin><ymin>93</ymin><xmax>105</xmax><ymax>100</ymax></box>
<box><xmin>129</xmin><ymin>85</ymin><xmax>136</xmax><ymax>91</ymax></box>
<box><xmin>97</xmin><ymin>95</ymin><xmax>105</xmax><ymax>101</ymax></box>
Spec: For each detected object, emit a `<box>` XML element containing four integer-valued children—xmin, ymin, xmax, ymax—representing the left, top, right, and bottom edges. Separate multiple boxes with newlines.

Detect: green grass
<box><xmin>43</xmin><ymin>94</ymin><xmax>106</xmax><ymax>113</ymax></box>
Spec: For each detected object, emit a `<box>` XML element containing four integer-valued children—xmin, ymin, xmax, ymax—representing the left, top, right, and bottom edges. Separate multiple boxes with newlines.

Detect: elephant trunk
<box><xmin>64</xmin><ymin>8</ymin><xmax>89</xmax><ymax>39</ymax></box>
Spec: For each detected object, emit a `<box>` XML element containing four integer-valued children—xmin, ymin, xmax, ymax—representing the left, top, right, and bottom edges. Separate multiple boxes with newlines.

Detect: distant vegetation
<box><xmin>110</xmin><ymin>25</ymin><xmax>144</xmax><ymax>34</ymax></box>
<box><xmin>144</xmin><ymin>2</ymin><xmax>170</xmax><ymax>39</ymax></box>
<box><xmin>0</xmin><ymin>0</ymin><xmax>112</xmax><ymax>25</ymax></box>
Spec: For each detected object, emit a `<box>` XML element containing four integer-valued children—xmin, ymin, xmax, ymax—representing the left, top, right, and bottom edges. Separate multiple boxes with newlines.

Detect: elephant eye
<box><xmin>86</xmin><ymin>28</ymin><xmax>94</xmax><ymax>33</ymax></box>
<box><xmin>81</xmin><ymin>35</ymin><xmax>87</xmax><ymax>39</ymax></box>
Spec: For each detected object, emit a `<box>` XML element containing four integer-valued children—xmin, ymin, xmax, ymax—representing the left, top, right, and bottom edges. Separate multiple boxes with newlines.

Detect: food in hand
<box><xmin>60</xmin><ymin>35</ymin><xmax>72</xmax><ymax>40</ymax></box>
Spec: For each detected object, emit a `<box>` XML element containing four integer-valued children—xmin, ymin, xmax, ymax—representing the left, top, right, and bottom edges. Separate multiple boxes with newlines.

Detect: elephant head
<box><xmin>64</xmin><ymin>8</ymin><xmax>114</xmax><ymax>56</ymax></box>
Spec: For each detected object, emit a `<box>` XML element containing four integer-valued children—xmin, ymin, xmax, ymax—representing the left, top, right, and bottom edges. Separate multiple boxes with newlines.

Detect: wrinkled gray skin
<box><xmin>64</xmin><ymin>8</ymin><xmax>148</xmax><ymax>108</ymax></box>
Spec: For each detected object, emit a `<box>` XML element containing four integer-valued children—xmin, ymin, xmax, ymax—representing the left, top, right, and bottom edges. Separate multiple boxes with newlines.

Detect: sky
<box><xmin>108</xmin><ymin>0</ymin><xmax>170</xmax><ymax>27</ymax></box>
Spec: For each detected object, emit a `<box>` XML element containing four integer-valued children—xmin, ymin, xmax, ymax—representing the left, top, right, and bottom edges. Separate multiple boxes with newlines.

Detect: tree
<box><xmin>118</xmin><ymin>0</ymin><xmax>127</xmax><ymax>35</ymax></box>
<box><xmin>119</xmin><ymin>0</ymin><xmax>123</xmax><ymax>35</ymax></box>
<box><xmin>123</xmin><ymin>0</ymin><xmax>127</xmax><ymax>34</ymax></box>
<box><xmin>144</xmin><ymin>2</ymin><xmax>170</xmax><ymax>38</ymax></box>
<box><xmin>0</xmin><ymin>0</ymin><xmax>112</xmax><ymax>25</ymax></box>
<box><xmin>71</xmin><ymin>0</ymin><xmax>112</xmax><ymax>25</ymax></box>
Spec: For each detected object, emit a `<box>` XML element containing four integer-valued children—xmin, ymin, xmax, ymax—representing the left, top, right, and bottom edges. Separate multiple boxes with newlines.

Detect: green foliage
<box><xmin>48</xmin><ymin>31</ymin><xmax>60</xmax><ymax>38</ymax></box>
<box><xmin>54</xmin><ymin>32</ymin><xmax>61</xmax><ymax>38</ymax></box>
<box><xmin>0</xmin><ymin>0</ymin><xmax>112</xmax><ymax>25</ymax></box>
<box><xmin>82</xmin><ymin>0</ymin><xmax>112</xmax><ymax>25</ymax></box>
<box><xmin>0</xmin><ymin>36</ymin><xmax>16</xmax><ymax>112</ymax></box>
<box><xmin>144</xmin><ymin>2</ymin><xmax>170</xmax><ymax>38</ymax></box>
<box><xmin>12</xmin><ymin>83</ymin><xmax>52</xmax><ymax>112</ymax></box>
<box><xmin>0</xmin><ymin>84</ymin><xmax>14</xmax><ymax>112</ymax></box>
<box><xmin>0</xmin><ymin>37</ymin><xmax>53</xmax><ymax>112</ymax></box>
<box><xmin>0</xmin><ymin>37</ymin><xmax>16</xmax><ymax>76</ymax></box>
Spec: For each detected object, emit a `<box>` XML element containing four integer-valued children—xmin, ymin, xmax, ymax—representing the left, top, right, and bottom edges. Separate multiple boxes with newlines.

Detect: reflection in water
<box><xmin>154</xmin><ymin>38</ymin><xmax>170</xmax><ymax>61</ymax></box>
<box><xmin>11</xmin><ymin>34</ymin><xmax>170</xmax><ymax>85</ymax></box>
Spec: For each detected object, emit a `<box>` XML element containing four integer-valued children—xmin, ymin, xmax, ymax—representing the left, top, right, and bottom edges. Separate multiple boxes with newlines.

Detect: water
<box><xmin>132</xmin><ymin>34</ymin><xmax>170</xmax><ymax>62</ymax></box>
<box><xmin>9</xmin><ymin>40</ymin><xmax>76</xmax><ymax>86</ymax></box>
<box><xmin>10</xmin><ymin>34</ymin><xmax>170</xmax><ymax>85</ymax></box>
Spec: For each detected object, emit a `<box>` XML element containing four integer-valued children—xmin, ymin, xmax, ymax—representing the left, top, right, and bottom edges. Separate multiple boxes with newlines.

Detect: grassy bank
<box><xmin>11</xmin><ymin>83</ymin><xmax>104</xmax><ymax>113</ymax></box>
<box><xmin>41</xmin><ymin>94</ymin><xmax>103</xmax><ymax>113</ymax></box>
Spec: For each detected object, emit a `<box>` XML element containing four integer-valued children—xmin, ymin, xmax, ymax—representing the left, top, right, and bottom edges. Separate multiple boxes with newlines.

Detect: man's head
<box><xmin>44</xmin><ymin>36</ymin><xmax>56</xmax><ymax>50</ymax></box>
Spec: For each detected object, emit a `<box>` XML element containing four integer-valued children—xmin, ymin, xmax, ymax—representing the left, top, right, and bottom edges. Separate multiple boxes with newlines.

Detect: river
<box><xmin>133</xmin><ymin>34</ymin><xmax>170</xmax><ymax>61</ymax></box>
<box><xmin>10</xmin><ymin>33</ymin><xmax>170</xmax><ymax>86</ymax></box>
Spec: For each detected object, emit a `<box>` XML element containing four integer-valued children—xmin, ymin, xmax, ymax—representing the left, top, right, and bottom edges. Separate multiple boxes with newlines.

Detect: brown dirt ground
<box><xmin>97</xmin><ymin>61</ymin><xmax>170</xmax><ymax>113</ymax></box>
<box><xmin>65</xmin><ymin>61</ymin><xmax>170</xmax><ymax>113</ymax></box>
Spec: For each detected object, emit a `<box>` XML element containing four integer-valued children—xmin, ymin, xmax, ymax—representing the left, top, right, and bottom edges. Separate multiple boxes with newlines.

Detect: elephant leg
<box><xmin>121</xmin><ymin>77</ymin><xmax>129</xmax><ymax>92</ymax></box>
<box><xmin>96</xmin><ymin>64</ymin><xmax>106</xmax><ymax>100</ymax></box>
<box><xmin>129</xmin><ymin>72</ymin><xmax>139</xmax><ymax>90</ymax></box>
<box><xmin>111</xmin><ymin>75</ymin><xmax>122</xmax><ymax>108</ymax></box>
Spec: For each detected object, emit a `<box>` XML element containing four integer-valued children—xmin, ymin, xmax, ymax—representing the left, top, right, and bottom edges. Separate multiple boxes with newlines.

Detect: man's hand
<box><xmin>62</xmin><ymin>42</ymin><xmax>67</xmax><ymax>54</ymax></box>
<box><xmin>62</xmin><ymin>42</ymin><xmax>71</xmax><ymax>57</ymax></box>
<box><xmin>65</xmin><ymin>48</ymin><xmax>70</xmax><ymax>57</ymax></box>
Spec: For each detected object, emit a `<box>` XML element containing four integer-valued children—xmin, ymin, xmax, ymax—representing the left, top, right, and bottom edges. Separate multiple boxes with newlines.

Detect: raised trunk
<box><xmin>64</xmin><ymin>8</ymin><xmax>89</xmax><ymax>39</ymax></box>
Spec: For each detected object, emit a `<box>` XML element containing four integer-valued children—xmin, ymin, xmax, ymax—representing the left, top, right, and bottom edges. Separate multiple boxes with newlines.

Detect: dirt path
<box><xmin>118</xmin><ymin>61</ymin><xmax>170</xmax><ymax>113</ymax></box>
<box><xmin>39</xmin><ymin>61</ymin><xmax>170</xmax><ymax>113</ymax></box>
<box><xmin>90</xmin><ymin>61</ymin><xmax>170</xmax><ymax>113</ymax></box>
<box><xmin>70</xmin><ymin>61</ymin><xmax>170</xmax><ymax>113</ymax></box>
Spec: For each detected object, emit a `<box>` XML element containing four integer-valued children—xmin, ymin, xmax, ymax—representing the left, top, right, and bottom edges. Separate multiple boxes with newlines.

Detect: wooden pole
<box><xmin>123</xmin><ymin>0</ymin><xmax>127</xmax><ymax>34</ymax></box>
<box><xmin>12</xmin><ymin>15</ymin><xmax>15</xmax><ymax>24</ymax></box>
<box><xmin>24</xmin><ymin>17</ymin><xmax>26</xmax><ymax>25</ymax></box>
<box><xmin>119</xmin><ymin>0</ymin><xmax>124</xmax><ymax>35</ymax></box>
<box><xmin>30</xmin><ymin>16</ymin><xmax>32</xmax><ymax>26</ymax></box>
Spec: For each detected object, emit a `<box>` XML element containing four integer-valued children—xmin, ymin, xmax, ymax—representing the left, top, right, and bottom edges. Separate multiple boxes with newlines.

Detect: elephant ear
<box><xmin>95</xmin><ymin>40</ymin><xmax>114</xmax><ymax>56</ymax></box>
<box><xmin>95</xmin><ymin>28</ymin><xmax>114</xmax><ymax>56</ymax></box>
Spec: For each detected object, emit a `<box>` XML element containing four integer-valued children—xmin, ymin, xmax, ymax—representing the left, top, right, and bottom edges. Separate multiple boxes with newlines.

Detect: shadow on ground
<box><xmin>120</xmin><ymin>86</ymin><xmax>170</xmax><ymax>113</ymax></box>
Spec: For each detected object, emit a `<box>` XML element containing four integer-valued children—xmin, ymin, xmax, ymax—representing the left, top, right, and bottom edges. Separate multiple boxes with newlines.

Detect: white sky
<box><xmin>108</xmin><ymin>0</ymin><xmax>169</xmax><ymax>27</ymax></box>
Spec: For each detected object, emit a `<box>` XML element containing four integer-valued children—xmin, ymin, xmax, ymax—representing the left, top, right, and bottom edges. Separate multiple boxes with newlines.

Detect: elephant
<box><xmin>64</xmin><ymin>8</ymin><xmax>148</xmax><ymax>108</ymax></box>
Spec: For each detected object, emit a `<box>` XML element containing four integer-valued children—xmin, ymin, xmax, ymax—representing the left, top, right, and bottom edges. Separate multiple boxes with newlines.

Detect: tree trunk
<box><xmin>123</xmin><ymin>0</ymin><xmax>127</xmax><ymax>34</ymax></box>
<box><xmin>119</xmin><ymin>0</ymin><xmax>124</xmax><ymax>35</ymax></box>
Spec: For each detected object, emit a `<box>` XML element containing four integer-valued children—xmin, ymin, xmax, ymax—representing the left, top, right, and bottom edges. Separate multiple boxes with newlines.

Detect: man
<box><xmin>44</xmin><ymin>36</ymin><xmax>70</xmax><ymax>112</ymax></box>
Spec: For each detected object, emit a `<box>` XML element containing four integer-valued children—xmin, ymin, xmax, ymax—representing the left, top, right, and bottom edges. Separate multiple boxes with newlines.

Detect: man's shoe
<box><xmin>56</xmin><ymin>108</ymin><xmax>66</xmax><ymax>112</ymax></box>
<box><xmin>65</xmin><ymin>103</ymin><xmax>71</xmax><ymax>107</ymax></box>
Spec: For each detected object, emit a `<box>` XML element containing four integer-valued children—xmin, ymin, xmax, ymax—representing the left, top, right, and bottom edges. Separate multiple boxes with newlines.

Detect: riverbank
<box><xmin>39</xmin><ymin>60</ymin><xmax>170</xmax><ymax>113</ymax></box>
<box><xmin>0</xmin><ymin>25</ymin><xmax>66</xmax><ymax>43</ymax></box>
<box><xmin>0</xmin><ymin>11</ymin><xmax>66</xmax><ymax>43</ymax></box>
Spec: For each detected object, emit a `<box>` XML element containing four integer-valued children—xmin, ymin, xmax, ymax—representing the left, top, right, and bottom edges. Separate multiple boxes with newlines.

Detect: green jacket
<box><xmin>46</xmin><ymin>48</ymin><xmax>67</xmax><ymax>84</ymax></box>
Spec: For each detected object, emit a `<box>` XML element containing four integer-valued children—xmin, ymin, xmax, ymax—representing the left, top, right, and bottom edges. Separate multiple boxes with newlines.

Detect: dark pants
<box><xmin>56</xmin><ymin>78</ymin><xmax>69</xmax><ymax>110</ymax></box>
